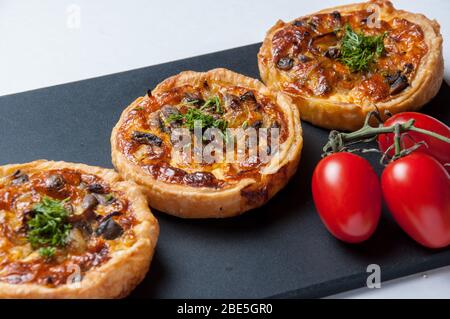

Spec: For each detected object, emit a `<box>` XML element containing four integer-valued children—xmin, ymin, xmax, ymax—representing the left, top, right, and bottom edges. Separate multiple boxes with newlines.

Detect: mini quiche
<box><xmin>111</xmin><ymin>68</ymin><xmax>302</xmax><ymax>218</ymax></box>
<box><xmin>258</xmin><ymin>0</ymin><xmax>443</xmax><ymax>130</ymax></box>
<box><xmin>0</xmin><ymin>160</ymin><xmax>158</xmax><ymax>298</ymax></box>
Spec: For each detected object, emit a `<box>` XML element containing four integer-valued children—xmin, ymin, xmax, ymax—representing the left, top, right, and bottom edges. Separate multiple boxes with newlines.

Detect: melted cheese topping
<box><xmin>117</xmin><ymin>82</ymin><xmax>289</xmax><ymax>188</ymax></box>
<box><xmin>265</xmin><ymin>9</ymin><xmax>428</xmax><ymax>104</ymax></box>
<box><xmin>0</xmin><ymin>168</ymin><xmax>136</xmax><ymax>287</ymax></box>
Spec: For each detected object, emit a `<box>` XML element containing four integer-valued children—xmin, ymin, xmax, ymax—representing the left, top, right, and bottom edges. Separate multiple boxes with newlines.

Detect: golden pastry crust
<box><xmin>111</xmin><ymin>68</ymin><xmax>303</xmax><ymax>218</ymax></box>
<box><xmin>258</xmin><ymin>0</ymin><xmax>443</xmax><ymax>131</ymax></box>
<box><xmin>0</xmin><ymin>160</ymin><xmax>159</xmax><ymax>298</ymax></box>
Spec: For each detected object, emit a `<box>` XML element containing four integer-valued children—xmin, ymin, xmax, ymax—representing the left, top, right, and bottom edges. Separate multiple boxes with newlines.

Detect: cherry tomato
<box><xmin>312</xmin><ymin>152</ymin><xmax>382</xmax><ymax>243</ymax></box>
<box><xmin>378</xmin><ymin>112</ymin><xmax>450</xmax><ymax>170</ymax></box>
<box><xmin>382</xmin><ymin>153</ymin><xmax>450</xmax><ymax>249</ymax></box>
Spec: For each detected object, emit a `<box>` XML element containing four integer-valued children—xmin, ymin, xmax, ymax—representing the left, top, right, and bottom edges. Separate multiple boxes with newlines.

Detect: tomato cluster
<box><xmin>312</xmin><ymin>113</ymin><xmax>450</xmax><ymax>248</ymax></box>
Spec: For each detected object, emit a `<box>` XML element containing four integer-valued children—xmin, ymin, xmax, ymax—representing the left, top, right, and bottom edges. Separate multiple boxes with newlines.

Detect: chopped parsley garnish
<box><xmin>168</xmin><ymin>96</ymin><xmax>228</xmax><ymax>134</ymax></box>
<box><xmin>27</xmin><ymin>196</ymin><xmax>72</xmax><ymax>258</ymax></box>
<box><xmin>184</xmin><ymin>99</ymin><xmax>200</xmax><ymax>106</ymax></box>
<box><xmin>200</xmin><ymin>96</ymin><xmax>223</xmax><ymax>114</ymax></box>
<box><xmin>339</xmin><ymin>24</ymin><xmax>386</xmax><ymax>72</ymax></box>
<box><xmin>169</xmin><ymin>108</ymin><xmax>228</xmax><ymax>132</ymax></box>
<box><xmin>38</xmin><ymin>246</ymin><xmax>56</xmax><ymax>259</ymax></box>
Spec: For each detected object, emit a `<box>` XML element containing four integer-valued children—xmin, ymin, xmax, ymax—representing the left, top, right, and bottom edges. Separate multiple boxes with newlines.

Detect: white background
<box><xmin>1</xmin><ymin>0</ymin><xmax>449</xmax><ymax>298</ymax></box>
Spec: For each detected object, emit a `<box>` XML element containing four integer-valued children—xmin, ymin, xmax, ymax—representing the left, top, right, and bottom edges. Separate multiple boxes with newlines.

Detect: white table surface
<box><xmin>1</xmin><ymin>0</ymin><xmax>449</xmax><ymax>298</ymax></box>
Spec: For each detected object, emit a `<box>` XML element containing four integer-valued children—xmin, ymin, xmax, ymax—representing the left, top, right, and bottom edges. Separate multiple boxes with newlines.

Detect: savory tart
<box><xmin>258</xmin><ymin>0</ymin><xmax>443</xmax><ymax>130</ymax></box>
<box><xmin>0</xmin><ymin>160</ymin><xmax>158</xmax><ymax>298</ymax></box>
<box><xmin>111</xmin><ymin>68</ymin><xmax>302</xmax><ymax>218</ymax></box>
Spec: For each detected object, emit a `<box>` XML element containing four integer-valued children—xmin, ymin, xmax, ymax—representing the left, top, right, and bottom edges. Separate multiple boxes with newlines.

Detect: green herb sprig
<box><xmin>169</xmin><ymin>108</ymin><xmax>228</xmax><ymax>132</ymax></box>
<box><xmin>184</xmin><ymin>99</ymin><xmax>200</xmax><ymax>106</ymax></box>
<box><xmin>339</xmin><ymin>24</ymin><xmax>386</xmax><ymax>72</ymax></box>
<box><xmin>38</xmin><ymin>247</ymin><xmax>57</xmax><ymax>259</ymax></box>
<box><xmin>200</xmin><ymin>96</ymin><xmax>223</xmax><ymax>114</ymax></box>
<box><xmin>27</xmin><ymin>196</ymin><xmax>72</xmax><ymax>258</ymax></box>
<box><xmin>169</xmin><ymin>96</ymin><xmax>228</xmax><ymax>134</ymax></box>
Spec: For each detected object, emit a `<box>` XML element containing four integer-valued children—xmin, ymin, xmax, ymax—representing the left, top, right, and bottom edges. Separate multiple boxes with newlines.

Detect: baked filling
<box><xmin>116</xmin><ymin>81</ymin><xmax>289</xmax><ymax>188</ymax></box>
<box><xmin>264</xmin><ymin>9</ymin><xmax>428</xmax><ymax>104</ymax></box>
<box><xmin>0</xmin><ymin>168</ymin><xmax>136</xmax><ymax>287</ymax></box>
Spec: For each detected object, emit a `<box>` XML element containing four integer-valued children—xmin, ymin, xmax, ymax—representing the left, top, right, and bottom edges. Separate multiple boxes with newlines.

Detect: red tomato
<box><xmin>382</xmin><ymin>153</ymin><xmax>450</xmax><ymax>249</ymax></box>
<box><xmin>312</xmin><ymin>153</ymin><xmax>382</xmax><ymax>243</ymax></box>
<box><xmin>378</xmin><ymin>112</ymin><xmax>450</xmax><ymax>170</ymax></box>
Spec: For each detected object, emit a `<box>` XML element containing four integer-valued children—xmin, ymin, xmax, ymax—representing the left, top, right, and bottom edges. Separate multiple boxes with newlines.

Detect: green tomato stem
<box><xmin>323</xmin><ymin>115</ymin><xmax>450</xmax><ymax>158</ymax></box>
<box><xmin>408</xmin><ymin>126</ymin><xmax>450</xmax><ymax>144</ymax></box>
<box><xmin>394</xmin><ymin>124</ymin><xmax>401</xmax><ymax>156</ymax></box>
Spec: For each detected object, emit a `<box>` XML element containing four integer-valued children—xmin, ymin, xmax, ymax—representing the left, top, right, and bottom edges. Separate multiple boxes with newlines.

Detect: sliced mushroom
<box><xmin>325</xmin><ymin>47</ymin><xmax>340</xmax><ymax>59</ymax></box>
<box><xmin>132</xmin><ymin>131</ymin><xmax>163</xmax><ymax>147</ymax></box>
<box><xmin>17</xmin><ymin>210</ymin><xmax>33</xmax><ymax>233</ymax></box>
<box><xmin>292</xmin><ymin>19</ymin><xmax>306</xmax><ymax>27</ymax></box>
<box><xmin>45</xmin><ymin>174</ymin><xmax>65</xmax><ymax>191</ymax></box>
<box><xmin>87</xmin><ymin>183</ymin><xmax>104</xmax><ymax>194</ymax></box>
<box><xmin>148</xmin><ymin>111</ymin><xmax>163</xmax><ymax>131</ymax></box>
<box><xmin>183</xmin><ymin>93</ymin><xmax>204</xmax><ymax>106</ymax></box>
<box><xmin>331</xmin><ymin>11</ymin><xmax>342</xmax><ymax>25</ymax></box>
<box><xmin>95</xmin><ymin>217</ymin><xmax>123</xmax><ymax>240</ymax></box>
<box><xmin>73</xmin><ymin>220</ymin><xmax>93</xmax><ymax>235</ymax></box>
<box><xmin>403</xmin><ymin>63</ymin><xmax>414</xmax><ymax>74</ymax></box>
<box><xmin>99</xmin><ymin>211</ymin><xmax>121</xmax><ymax>223</ymax></box>
<box><xmin>81</xmin><ymin>194</ymin><xmax>99</xmax><ymax>211</ymax></box>
<box><xmin>160</xmin><ymin>105</ymin><xmax>180</xmax><ymax>120</ymax></box>
<box><xmin>93</xmin><ymin>193</ymin><xmax>115</xmax><ymax>206</ymax></box>
<box><xmin>386</xmin><ymin>71</ymin><xmax>401</xmax><ymax>85</ymax></box>
<box><xmin>11</xmin><ymin>170</ymin><xmax>29</xmax><ymax>185</ymax></box>
<box><xmin>389</xmin><ymin>74</ymin><xmax>409</xmax><ymax>95</ymax></box>
<box><xmin>67</xmin><ymin>194</ymin><xmax>98</xmax><ymax>222</ymax></box>
<box><xmin>277</xmin><ymin>57</ymin><xmax>294</xmax><ymax>71</ymax></box>
<box><xmin>224</xmin><ymin>94</ymin><xmax>241</xmax><ymax>110</ymax></box>
<box><xmin>159</xmin><ymin>105</ymin><xmax>181</xmax><ymax>130</ymax></box>
<box><xmin>240</xmin><ymin>91</ymin><xmax>256</xmax><ymax>102</ymax></box>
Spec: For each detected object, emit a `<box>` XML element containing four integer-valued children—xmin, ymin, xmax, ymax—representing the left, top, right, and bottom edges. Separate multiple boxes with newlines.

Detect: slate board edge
<box><xmin>270</xmin><ymin>250</ymin><xmax>450</xmax><ymax>298</ymax></box>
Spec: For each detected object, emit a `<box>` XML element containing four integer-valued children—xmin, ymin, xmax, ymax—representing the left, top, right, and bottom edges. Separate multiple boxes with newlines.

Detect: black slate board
<box><xmin>0</xmin><ymin>43</ymin><xmax>449</xmax><ymax>298</ymax></box>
